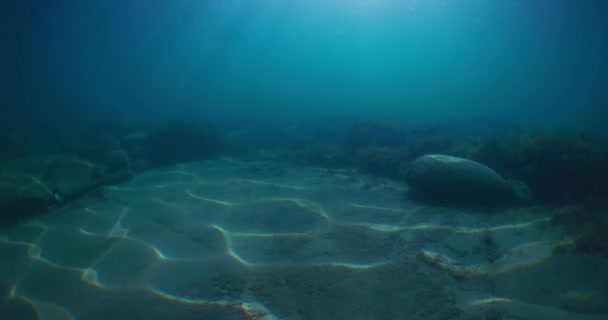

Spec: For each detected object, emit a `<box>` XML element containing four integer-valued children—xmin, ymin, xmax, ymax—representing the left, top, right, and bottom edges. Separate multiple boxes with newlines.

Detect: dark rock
<box><xmin>76</xmin><ymin>133</ymin><xmax>121</xmax><ymax>163</ymax></box>
<box><xmin>507</xmin><ymin>179</ymin><xmax>532</xmax><ymax>205</ymax></box>
<box><xmin>343</xmin><ymin>123</ymin><xmax>477</xmax><ymax>180</ymax></box>
<box><xmin>132</xmin><ymin>159</ymin><xmax>151</xmax><ymax>172</ymax></box>
<box><xmin>104</xmin><ymin>150</ymin><xmax>132</xmax><ymax>174</ymax></box>
<box><xmin>519</xmin><ymin>130</ymin><xmax>608</xmax><ymax>203</ymax></box>
<box><xmin>0</xmin><ymin>156</ymin><xmax>110</xmax><ymax>224</ymax></box>
<box><xmin>473</xmin><ymin>129</ymin><xmax>608</xmax><ymax>203</ymax></box>
<box><xmin>0</xmin><ymin>171</ymin><xmax>55</xmax><ymax>224</ymax></box>
<box><xmin>404</xmin><ymin>154</ymin><xmax>518</xmax><ymax>206</ymax></box>
<box><xmin>120</xmin><ymin>132</ymin><xmax>148</xmax><ymax>157</ymax></box>
<box><xmin>41</xmin><ymin>157</ymin><xmax>106</xmax><ymax>201</ymax></box>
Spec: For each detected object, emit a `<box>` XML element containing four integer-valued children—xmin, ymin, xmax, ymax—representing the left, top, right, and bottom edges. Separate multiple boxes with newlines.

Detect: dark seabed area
<box><xmin>1</xmin><ymin>1</ymin><xmax>608</xmax><ymax>319</ymax></box>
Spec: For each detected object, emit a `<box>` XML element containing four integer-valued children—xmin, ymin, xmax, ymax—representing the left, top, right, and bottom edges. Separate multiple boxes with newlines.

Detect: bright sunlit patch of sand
<box><xmin>78</xmin><ymin>228</ymin><xmax>97</xmax><ymax>236</ymax></box>
<box><xmin>350</xmin><ymin>204</ymin><xmax>403</xmax><ymax>212</ymax></box>
<box><xmin>455</xmin><ymin>218</ymin><xmax>550</xmax><ymax>234</ymax></box>
<box><xmin>263</xmin><ymin>198</ymin><xmax>332</xmax><ymax>221</ymax></box>
<box><xmin>348</xmin><ymin>217</ymin><xmax>549</xmax><ymax>234</ymax></box>
<box><xmin>422</xmin><ymin>239</ymin><xmax>572</xmax><ymax>276</ymax></box>
<box><xmin>208</xmin><ymin>224</ymin><xmax>255</xmax><ymax>266</ymax></box>
<box><xmin>21</xmin><ymin>220</ymin><xmax>49</xmax><ymax>231</ymax></box>
<box><xmin>0</xmin><ymin>237</ymin><xmax>37</xmax><ymax>248</ymax></box>
<box><xmin>240</xmin><ymin>179</ymin><xmax>308</xmax><ymax>190</ymax></box>
<box><xmin>84</xmin><ymin>207</ymin><xmax>102</xmax><ymax>215</ymax></box>
<box><xmin>31</xmin><ymin>254</ymin><xmax>84</xmax><ymax>273</ymax></box>
<box><xmin>146</xmin><ymin>287</ymin><xmax>239</xmax><ymax>305</ymax></box>
<box><xmin>467</xmin><ymin>296</ymin><xmax>513</xmax><ymax>305</ymax></box>
<box><xmin>241</xmin><ymin>301</ymin><xmax>283</xmax><ymax>320</ymax></box>
<box><xmin>20</xmin><ymin>296</ymin><xmax>77</xmax><ymax>320</ymax></box>
<box><xmin>368</xmin><ymin>224</ymin><xmax>403</xmax><ymax>232</ymax></box>
<box><xmin>207</xmin><ymin>223</ymin><xmax>387</xmax><ymax>269</ymax></box>
<box><xmin>81</xmin><ymin>268</ymin><xmax>106</xmax><ymax>289</ymax></box>
<box><xmin>231</xmin><ymin>231</ymin><xmax>310</xmax><ymax>238</ymax></box>
<box><xmin>148</xmin><ymin>287</ymin><xmax>283</xmax><ymax>319</ymax></box>
<box><xmin>108</xmin><ymin>209</ymin><xmax>129</xmax><ymax>238</ymax></box>
<box><xmin>186</xmin><ymin>190</ymin><xmax>235</xmax><ymax>206</ymax></box>
<box><xmin>309</xmin><ymin>261</ymin><xmax>390</xmax><ymax>270</ymax></box>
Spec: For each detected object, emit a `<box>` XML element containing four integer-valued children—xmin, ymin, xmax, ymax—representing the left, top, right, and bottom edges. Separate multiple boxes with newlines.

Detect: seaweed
<box><xmin>474</xmin><ymin>129</ymin><xmax>608</xmax><ymax>204</ymax></box>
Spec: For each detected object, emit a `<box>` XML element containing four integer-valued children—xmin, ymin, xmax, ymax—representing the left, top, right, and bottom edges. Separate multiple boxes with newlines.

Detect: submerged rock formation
<box><xmin>0</xmin><ymin>156</ymin><xmax>132</xmax><ymax>225</ymax></box>
<box><xmin>404</xmin><ymin>154</ymin><xmax>528</xmax><ymax>207</ymax></box>
<box><xmin>0</xmin><ymin>170</ymin><xmax>56</xmax><ymax>223</ymax></box>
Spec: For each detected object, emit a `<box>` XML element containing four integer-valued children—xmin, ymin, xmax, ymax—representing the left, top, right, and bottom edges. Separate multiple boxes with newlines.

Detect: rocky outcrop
<box><xmin>0</xmin><ymin>170</ymin><xmax>55</xmax><ymax>224</ymax></box>
<box><xmin>0</xmin><ymin>156</ymin><xmax>132</xmax><ymax>225</ymax></box>
<box><xmin>104</xmin><ymin>150</ymin><xmax>132</xmax><ymax>174</ymax></box>
<box><xmin>404</xmin><ymin>154</ymin><xmax>528</xmax><ymax>207</ymax></box>
<box><xmin>41</xmin><ymin>157</ymin><xmax>106</xmax><ymax>201</ymax></box>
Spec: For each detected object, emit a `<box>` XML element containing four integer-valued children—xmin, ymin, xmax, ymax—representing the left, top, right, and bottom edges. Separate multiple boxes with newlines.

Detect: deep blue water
<box><xmin>2</xmin><ymin>0</ymin><xmax>608</xmax><ymax>137</ymax></box>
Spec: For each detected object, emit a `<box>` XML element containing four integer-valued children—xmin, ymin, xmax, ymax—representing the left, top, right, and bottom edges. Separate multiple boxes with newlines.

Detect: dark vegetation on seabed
<box><xmin>1</xmin><ymin>118</ymin><xmax>607</xmax><ymax>256</ymax></box>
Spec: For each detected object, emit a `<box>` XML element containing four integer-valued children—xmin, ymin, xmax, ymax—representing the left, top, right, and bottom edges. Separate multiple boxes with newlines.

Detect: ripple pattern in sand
<box><xmin>1</xmin><ymin>159</ymin><xmax>607</xmax><ymax>320</ymax></box>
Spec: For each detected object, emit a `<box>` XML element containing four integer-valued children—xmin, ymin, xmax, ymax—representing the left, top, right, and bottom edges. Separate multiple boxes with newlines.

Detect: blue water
<box><xmin>2</xmin><ymin>1</ymin><xmax>608</xmax><ymax>319</ymax></box>
<box><xmin>2</xmin><ymin>0</ymin><xmax>608</xmax><ymax>135</ymax></box>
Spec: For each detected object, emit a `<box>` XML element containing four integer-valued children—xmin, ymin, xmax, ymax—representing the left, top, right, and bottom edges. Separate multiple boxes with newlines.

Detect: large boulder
<box><xmin>404</xmin><ymin>154</ymin><xmax>525</xmax><ymax>206</ymax></box>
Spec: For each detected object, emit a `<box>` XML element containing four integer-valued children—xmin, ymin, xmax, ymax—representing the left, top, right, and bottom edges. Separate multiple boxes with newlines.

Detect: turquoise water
<box><xmin>2</xmin><ymin>0</ymin><xmax>608</xmax><ymax>132</ymax></box>
<box><xmin>1</xmin><ymin>1</ymin><xmax>608</xmax><ymax>319</ymax></box>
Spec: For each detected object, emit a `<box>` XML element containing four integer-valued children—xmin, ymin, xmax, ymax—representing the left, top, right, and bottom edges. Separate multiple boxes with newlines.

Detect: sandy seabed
<box><xmin>1</xmin><ymin>158</ymin><xmax>607</xmax><ymax>320</ymax></box>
